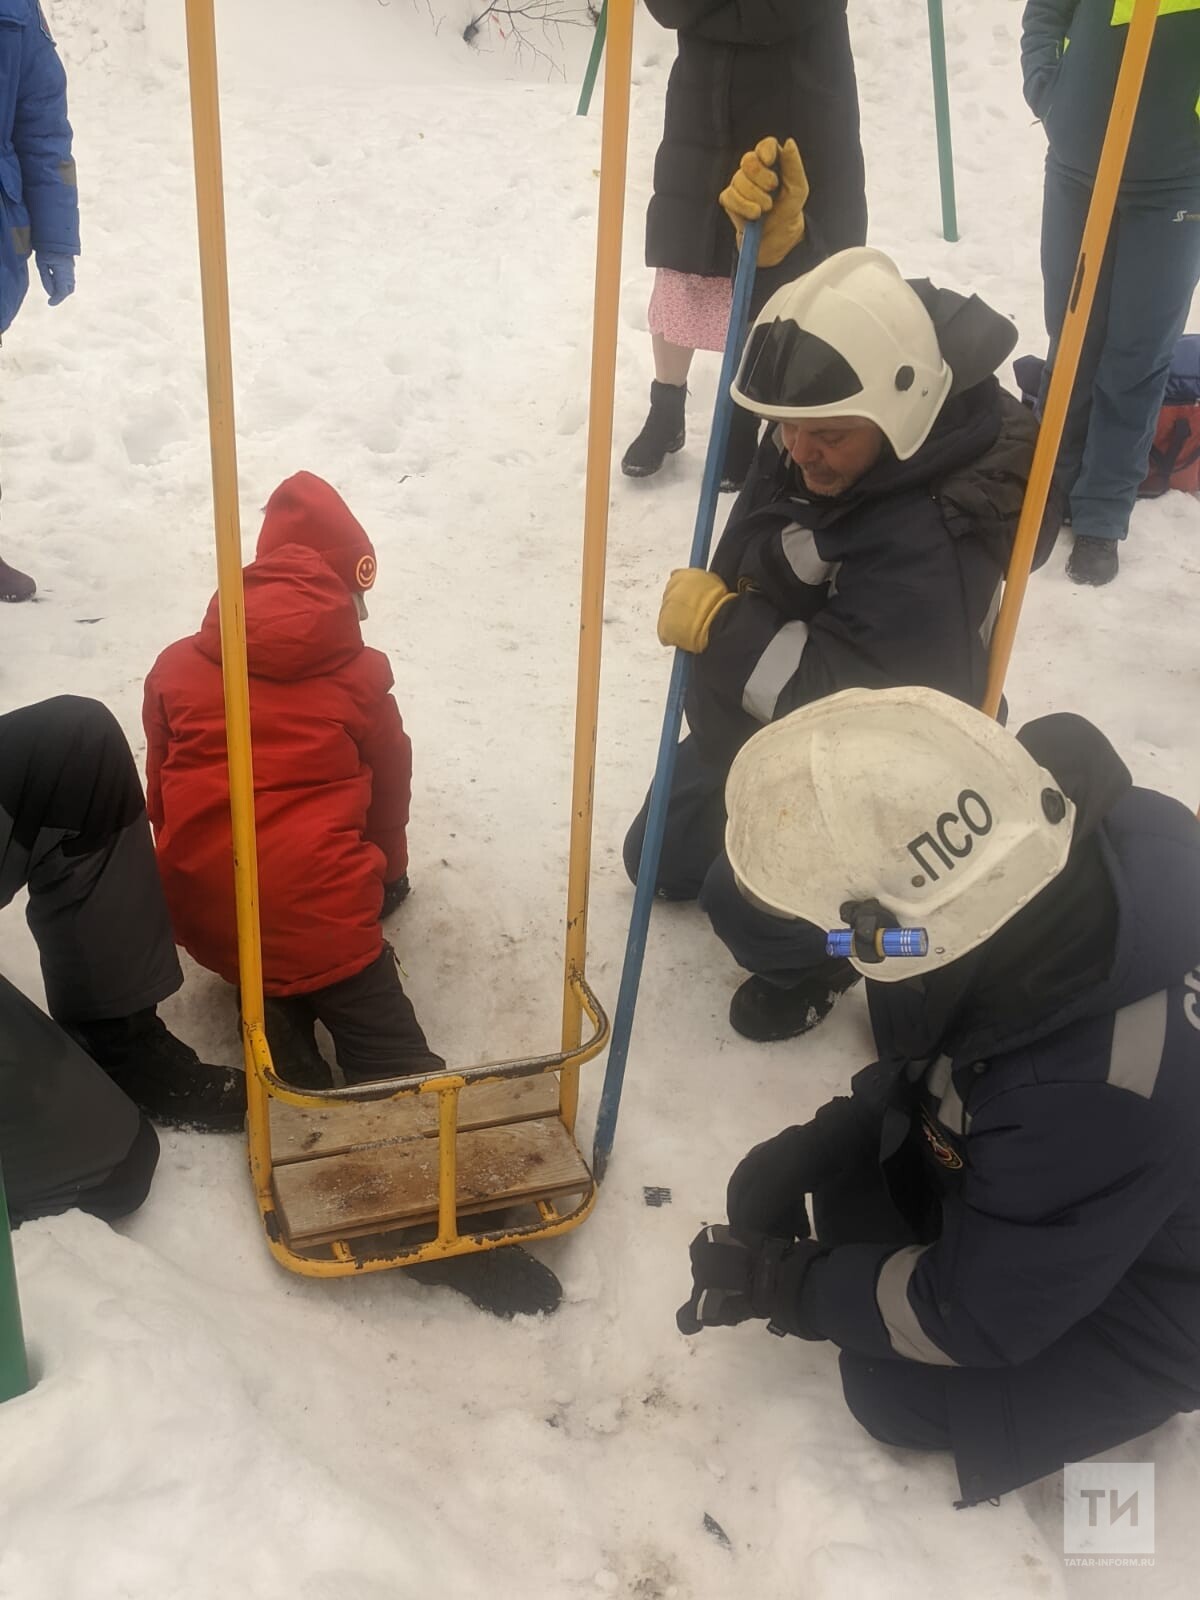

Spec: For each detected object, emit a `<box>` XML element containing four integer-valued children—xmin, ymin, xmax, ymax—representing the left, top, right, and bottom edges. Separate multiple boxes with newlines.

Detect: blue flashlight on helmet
<box><xmin>827</xmin><ymin>900</ymin><xmax>929</xmax><ymax>964</ymax></box>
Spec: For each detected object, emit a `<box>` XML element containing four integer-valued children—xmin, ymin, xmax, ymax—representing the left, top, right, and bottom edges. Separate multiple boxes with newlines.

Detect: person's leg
<box><xmin>839</xmin><ymin>1353</ymin><xmax>954</xmax><ymax>1454</ymax></box>
<box><xmin>699</xmin><ymin>851</ymin><xmax>830</xmax><ymax>980</ymax></box>
<box><xmin>623</xmin><ymin>734</ymin><xmax>730</xmax><ymax>902</ymax></box>
<box><xmin>805</xmin><ymin>1159</ymin><xmax>953</xmax><ymax>1449</ymax></box>
<box><xmin>814</xmin><ymin>1164</ymin><xmax>953</xmax><ymax>1449</ymax></box>
<box><xmin>1069</xmin><ymin>198</ymin><xmax>1200</xmax><ymax>548</ymax></box>
<box><xmin>74</xmin><ymin>1115</ymin><xmax>160</xmax><ymax>1223</ymax></box>
<box><xmin>817</xmin><ymin>1156</ymin><xmax>1189</xmax><ymax>1502</ymax></box>
<box><xmin>306</xmin><ymin>947</ymin><xmax>444</xmax><ymax>1084</ymax></box>
<box><xmin>0</xmin><ymin>696</ymin><xmax>181</xmax><ymax>1019</ymax></box>
<box><xmin>0</xmin><ymin>557</ymin><xmax>35</xmax><ymax>603</ymax></box>
<box><xmin>622</xmin><ymin>273</ymin><xmax>695</xmax><ymax>478</ymax></box>
<box><xmin>699</xmin><ymin>851</ymin><xmax>859</xmax><ymax>1041</ymax></box>
<box><xmin>0</xmin><ymin>471</ymin><xmax>37</xmax><ymax>603</ymax></box>
<box><xmin>0</xmin><ymin>973</ymin><xmax>159</xmax><ymax>1224</ymax></box>
<box><xmin>0</xmin><ymin>697</ymin><xmax>244</xmax><ymax>1131</ymax></box>
<box><xmin>839</xmin><ymin>1289</ymin><xmax>1184</xmax><ymax>1504</ymax></box>
<box><xmin>652</xmin><ymin>333</ymin><xmax>693</xmax><ymax>387</ymax></box>
<box><xmin>622</xmin><ymin>338</ymin><xmax>691</xmax><ymax>479</ymax></box>
<box><xmin>1039</xmin><ymin>163</ymin><xmax>1111</xmax><ymax>503</ymax></box>
<box><xmin>952</xmin><ymin>1318</ymin><xmax>1182</xmax><ymax>1504</ymax></box>
<box><xmin>260</xmin><ymin>995</ymin><xmax>333</xmax><ymax>1090</ymax></box>
<box><xmin>720</xmin><ymin>403</ymin><xmax>762</xmax><ymax>493</ymax></box>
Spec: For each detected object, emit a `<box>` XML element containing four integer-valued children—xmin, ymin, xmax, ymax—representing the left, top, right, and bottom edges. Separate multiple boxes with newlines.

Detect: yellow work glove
<box><xmin>719</xmin><ymin>136</ymin><xmax>810</xmax><ymax>269</ymax></box>
<box><xmin>657</xmin><ymin>568</ymin><xmax>736</xmax><ymax>653</ymax></box>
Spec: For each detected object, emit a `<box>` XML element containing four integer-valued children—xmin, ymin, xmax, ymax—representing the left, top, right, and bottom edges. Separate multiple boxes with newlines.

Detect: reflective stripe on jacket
<box><xmin>806</xmin><ymin>785</ymin><xmax>1200</xmax><ymax>1395</ymax></box>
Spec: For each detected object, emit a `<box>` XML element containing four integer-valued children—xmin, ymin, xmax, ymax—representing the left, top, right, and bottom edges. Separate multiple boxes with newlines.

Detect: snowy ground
<box><xmin>2</xmin><ymin>2</ymin><xmax>1198</xmax><ymax>1596</ymax></box>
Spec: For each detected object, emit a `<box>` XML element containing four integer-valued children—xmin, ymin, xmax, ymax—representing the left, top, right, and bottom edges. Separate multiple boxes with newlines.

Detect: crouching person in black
<box><xmin>626</xmin><ymin>144</ymin><xmax>1056</xmax><ymax>1045</ymax></box>
<box><xmin>678</xmin><ymin>685</ymin><xmax>1200</xmax><ymax>1503</ymax></box>
<box><xmin>1</xmin><ymin>696</ymin><xmax>244</xmax><ymax>1226</ymax></box>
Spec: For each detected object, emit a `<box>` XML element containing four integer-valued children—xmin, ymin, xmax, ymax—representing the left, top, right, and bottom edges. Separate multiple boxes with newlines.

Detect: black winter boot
<box><xmin>729</xmin><ymin>962</ymin><xmax>861</xmax><ymax>1043</ymax></box>
<box><xmin>69</xmin><ymin>1008</ymin><xmax>246</xmax><ymax>1132</ymax></box>
<box><xmin>0</xmin><ymin>556</ymin><xmax>36</xmax><ymax>602</ymax></box>
<box><xmin>621</xmin><ymin>382</ymin><xmax>686</xmax><ymax>478</ymax></box>
<box><xmin>1066</xmin><ymin>534</ymin><xmax>1119</xmax><ymax>587</ymax></box>
<box><xmin>720</xmin><ymin>405</ymin><xmax>761</xmax><ymax>493</ymax></box>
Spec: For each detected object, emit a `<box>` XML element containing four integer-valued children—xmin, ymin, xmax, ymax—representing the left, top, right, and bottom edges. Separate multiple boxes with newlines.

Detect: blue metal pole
<box><xmin>593</xmin><ymin>219</ymin><xmax>762</xmax><ymax>1181</ymax></box>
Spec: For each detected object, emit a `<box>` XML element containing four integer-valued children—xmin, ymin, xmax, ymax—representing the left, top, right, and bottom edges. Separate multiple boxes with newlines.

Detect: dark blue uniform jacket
<box><xmin>794</xmin><ymin>769</ymin><xmax>1200</xmax><ymax>1492</ymax></box>
<box><xmin>1021</xmin><ymin>0</ymin><xmax>1200</xmax><ymax>203</ymax></box>
<box><xmin>687</xmin><ymin>285</ymin><xmax>1054</xmax><ymax>770</ymax></box>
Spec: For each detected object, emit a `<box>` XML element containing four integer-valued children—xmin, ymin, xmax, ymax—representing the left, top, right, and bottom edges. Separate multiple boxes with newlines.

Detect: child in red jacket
<box><xmin>143</xmin><ymin>472</ymin><xmax>442</xmax><ymax>1088</ymax></box>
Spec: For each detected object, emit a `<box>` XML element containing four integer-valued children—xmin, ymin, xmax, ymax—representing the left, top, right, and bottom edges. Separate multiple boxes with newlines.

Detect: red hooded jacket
<box><xmin>143</xmin><ymin>478</ymin><xmax>410</xmax><ymax>997</ymax></box>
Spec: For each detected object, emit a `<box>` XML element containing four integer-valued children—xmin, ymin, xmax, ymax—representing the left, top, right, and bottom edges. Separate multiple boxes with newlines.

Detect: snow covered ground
<box><xmin>2</xmin><ymin>2</ymin><xmax>1198</xmax><ymax>1595</ymax></box>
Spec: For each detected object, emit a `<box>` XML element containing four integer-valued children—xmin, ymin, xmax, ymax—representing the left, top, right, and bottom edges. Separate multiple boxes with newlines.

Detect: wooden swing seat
<box><xmin>269</xmin><ymin>1075</ymin><xmax>590</xmax><ymax>1249</ymax></box>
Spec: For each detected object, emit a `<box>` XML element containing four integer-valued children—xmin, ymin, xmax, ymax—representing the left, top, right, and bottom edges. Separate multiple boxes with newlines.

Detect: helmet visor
<box><xmin>737</xmin><ymin>321</ymin><xmax>864</xmax><ymax>410</ymax></box>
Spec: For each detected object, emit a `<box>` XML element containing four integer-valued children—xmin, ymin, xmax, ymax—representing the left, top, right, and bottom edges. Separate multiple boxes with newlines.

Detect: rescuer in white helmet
<box><xmin>677</xmin><ymin>686</ymin><xmax>1200</xmax><ymax>1506</ymax></box>
<box><xmin>625</xmin><ymin>142</ymin><xmax>1060</xmax><ymax>1046</ymax></box>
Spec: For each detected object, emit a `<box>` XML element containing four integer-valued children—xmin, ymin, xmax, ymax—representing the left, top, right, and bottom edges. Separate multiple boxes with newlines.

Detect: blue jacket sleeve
<box><xmin>1020</xmin><ymin>0</ymin><xmax>1076</xmax><ymax>120</ymax></box>
<box><xmin>13</xmin><ymin>6</ymin><xmax>79</xmax><ymax>256</ymax></box>
<box><xmin>797</xmin><ymin>1078</ymin><xmax>1198</xmax><ymax>1367</ymax></box>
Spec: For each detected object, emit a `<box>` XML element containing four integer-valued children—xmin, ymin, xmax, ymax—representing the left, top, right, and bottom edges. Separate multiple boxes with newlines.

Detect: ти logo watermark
<box><xmin>1063</xmin><ymin>1463</ymin><xmax>1155</xmax><ymax>1567</ymax></box>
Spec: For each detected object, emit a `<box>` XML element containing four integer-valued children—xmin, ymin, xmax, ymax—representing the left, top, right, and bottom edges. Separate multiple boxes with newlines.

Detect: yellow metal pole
<box><xmin>560</xmin><ymin>0</ymin><xmax>635</xmax><ymax>1132</ymax></box>
<box><xmin>434</xmin><ymin>1084</ymin><xmax>462</xmax><ymax>1247</ymax></box>
<box><xmin>183</xmin><ymin>0</ymin><xmax>271</xmax><ymax>1148</ymax></box>
<box><xmin>983</xmin><ymin>0</ymin><xmax>1161</xmax><ymax>718</ymax></box>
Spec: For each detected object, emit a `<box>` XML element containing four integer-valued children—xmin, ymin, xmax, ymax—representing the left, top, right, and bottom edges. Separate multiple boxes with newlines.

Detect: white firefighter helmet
<box><xmin>730</xmin><ymin>247</ymin><xmax>953</xmax><ymax>460</ymax></box>
<box><xmin>723</xmin><ymin>686</ymin><xmax>1076</xmax><ymax>981</ymax></box>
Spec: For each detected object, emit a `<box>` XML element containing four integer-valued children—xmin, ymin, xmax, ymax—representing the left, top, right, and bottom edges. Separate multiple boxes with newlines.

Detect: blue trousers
<box><xmin>622</xmin><ymin>735</ymin><xmax>828</xmax><ymax>982</ymax></box>
<box><xmin>1040</xmin><ymin>163</ymin><xmax>1200</xmax><ymax>541</ymax></box>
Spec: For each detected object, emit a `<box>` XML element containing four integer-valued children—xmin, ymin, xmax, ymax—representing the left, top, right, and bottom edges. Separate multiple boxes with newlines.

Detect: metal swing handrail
<box><xmin>183</xmin><ymin>0</ymin><xmax>636</xmax><ymax>1273</ymax></box>
<box><xmin>243</xmin><ymin>976</ymin><xmax>611</xmax><ymax>1280</ymax></box>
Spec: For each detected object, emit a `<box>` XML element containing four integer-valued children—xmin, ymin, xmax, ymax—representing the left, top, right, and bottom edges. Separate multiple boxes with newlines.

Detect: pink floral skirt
<box><xmin>647</xmin><ymin>268</ymin><xmax>732</xmax><ymax>353</ymax></box>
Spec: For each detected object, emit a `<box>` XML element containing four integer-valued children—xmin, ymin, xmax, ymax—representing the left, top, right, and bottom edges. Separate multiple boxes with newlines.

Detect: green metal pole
<box><xmin>577</xmin><ymin>0</ymin><xmax>608</xmax><ymax>118</ymax></box>
<box><xmin>926</xmin><ymin>0</ymin><xmax>959</xmax><ymax>242</ymax></box>
<box><xmin>0</xmin><ymin>1160</ymin><xmax>30</xmax><ymax>1405</ymax></box>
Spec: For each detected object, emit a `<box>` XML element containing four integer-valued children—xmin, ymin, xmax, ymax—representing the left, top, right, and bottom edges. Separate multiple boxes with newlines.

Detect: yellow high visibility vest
<box><xmin>1111</xmin><ymin>0</ymin><xmax>1200</xmax><ymax>22</ymax></box>
<box><xmin>1108</xmin><ymin>0</ymin><xmax>1200</xmax><ymax>119</ymax></box>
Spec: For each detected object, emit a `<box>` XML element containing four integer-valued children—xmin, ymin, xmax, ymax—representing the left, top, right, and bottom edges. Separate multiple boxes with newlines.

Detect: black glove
<box><xmin>676</xmin><ymin>1224</ymin><xmax>826</xmax><ymax>1338</ymax></box>
<box><xmin>381</xmin><ymin>875</ymin><xmax>411</xmax><ymax>919</ymax></box>
<box><xmin>727</xmin><ymin>1097</ymin><xmax>873</xmax><ymax>1241</ymax></box>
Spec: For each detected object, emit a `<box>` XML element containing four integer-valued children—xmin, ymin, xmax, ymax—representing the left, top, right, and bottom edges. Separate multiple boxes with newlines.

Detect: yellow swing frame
<box><xmin>182</xmin><ymin>0</ymin><xmax>635</xmax><ymax>1276</ymax></box>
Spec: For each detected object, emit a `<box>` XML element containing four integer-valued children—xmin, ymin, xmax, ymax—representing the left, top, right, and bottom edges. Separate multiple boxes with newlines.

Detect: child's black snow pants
<box><xmin>264</xmin><ymin>947</ymin><xmax>443</xmax><ymax>1087</ymax></box>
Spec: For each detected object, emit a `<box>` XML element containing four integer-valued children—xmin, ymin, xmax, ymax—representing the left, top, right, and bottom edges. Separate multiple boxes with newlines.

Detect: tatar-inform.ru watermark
<box><xmin>1063</xmin><ymin>1462</ymin><xmax>1155</xmax><ymax>1568</ymax></box>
